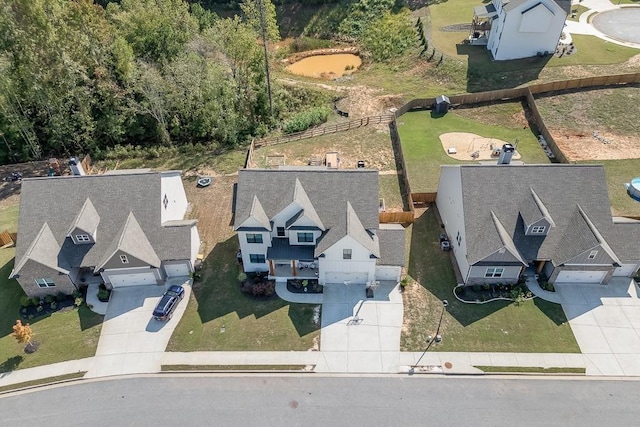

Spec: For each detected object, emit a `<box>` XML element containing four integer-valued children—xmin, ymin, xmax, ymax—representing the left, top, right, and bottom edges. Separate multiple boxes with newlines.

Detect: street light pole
<box><xmin>412</xmin><ymin>300</ymin><xmax>448</xmax><ymax>370</ymax></box>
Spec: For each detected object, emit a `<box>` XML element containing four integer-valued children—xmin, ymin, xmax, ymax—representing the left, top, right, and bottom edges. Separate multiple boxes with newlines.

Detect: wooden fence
<box><xmin>81</xmin><ymin>153</ymin><xmax>92</xmax><ymax>174</ymax></box>
<box><xmin>0</xmin><ymin>230</ymin><xmax>16</xmax><ymax>248</ymax></box>
<box><xmin>254</xmin><ymin>114</ymin><xmax>395</xmax><ymax>147</ymax></box>
<box><xmin>411</xmin><ymin>193</ymin><xmax>437</xmax><ymax>205</ymax></box>
<box><xmin>245</xmin><ymin>139</ymin><xmax>256</xmax><ymax>168</ymax></box>
<box><xmin>379</xmin><ymin>211</ymin><xmax>415</xmax><ymax>224</ymax></box>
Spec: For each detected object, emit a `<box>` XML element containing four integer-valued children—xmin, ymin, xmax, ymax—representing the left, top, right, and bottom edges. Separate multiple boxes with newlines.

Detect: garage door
<box><xmin>375</xmin><ymin>266</ymin><xmax>400</xmax><ymax>282</ymax></box>
<box><xmin>324</xmin><ymin>272</ymin><xmax>369</xmax><ymax>284</ymax></box>
<box><xmin>164</xmin><ymin>263</ymin><xmax>191</xmax><ymax>277</ymax></box>
<box><xmin>109</xmin><ymin>272</ymin><xmax>158</xmax><ymax>288</ymax></box>
<box><xmin>555</xmin><ymin>270</ymin><xmax>608</xmax><ymax>284</ymax></box>
<box><xmin>613</xmin><ymin>264</ymin><xmax>639</xmax><ymax>277</ymax></box>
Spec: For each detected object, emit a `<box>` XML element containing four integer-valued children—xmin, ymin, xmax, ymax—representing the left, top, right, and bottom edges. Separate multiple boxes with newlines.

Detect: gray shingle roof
<box><xmin>453</xmin><ymin>164</ymin><xmax>640</xmax><ymax>266</ymax></box>
<box><xmin>503</xmin><ymin>0</ymin><xmax>570</xmax><ymax>15</ymax></box>
<box><xmin>67</xmin><ymin>198</ymin><xmax>100</xmax><ymax>236</ymax></box>
<box><xmin>13</xmin><ymin>171</ymin><xmax>193</xmax><ymax>277</ymax></box>
<box><xmin>377</xmin><ymin>224</ymin><xmax>406</xmax><ymax>266</ymax></box>
<box><xmin>235</xmin><ymin>169</ymin><xmax>379</xmax><ymax>256</ymax></box>
<box><xmin>96</xmin><ymin>212</ymin><xmax>161</xmax><ymax>270</ymax></box>
<box><xmin>12</xmin><ymin>223</ymin><xmax>70</xmax><ymax>275</ymax></box>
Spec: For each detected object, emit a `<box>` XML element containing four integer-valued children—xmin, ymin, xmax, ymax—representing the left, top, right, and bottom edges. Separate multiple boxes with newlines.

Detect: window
<box><xmin>343</xmin><ymin>249</ymin><xmax>352</xmax><ymax>260</ymax></box>
<box><xmin>297</xmin><ymin>232</ymin><xmax>314</xmax><ymax>243</ymax></box>
<box><xmin>75</xmin><ymin>234</ymin><xmax>90</xmax><ymax>242</ymax></box>
<box><xmin>120</xmin><ymin>255</ymin><xmax>129</xmax><ymax>264</ymax></box>
<box><xmin>588</xmin><ymin>250</ymin><xmax>598</xmax><ymax>259</ymax></box>
<box><xmin>456</xmin><ymin>231</ymin><xmax>462</xmax><ymax>246</ymax></box>
<box><xmin>531</xmin><ymin>226</ymin><xmax>546</xmax><ymax>234</ymax></box>
<box><xmin>246</xmin><ymin>234</ymin><xmax>263</xmax><ymax>244</ymax></box>
<box><xmin>277</xmin><ymin>227</ymin><xmax>285</xmax><ymax>237</ymax></box>
<box><xmin>249</xmin><ymin>254</ymin><xmax>266</xmax><ymax>263</ymax></box>
<box><xmin>163</xmin><ymin>194</ymin><xmax>169</xmax><ymax>210</ymax></box>
<box><xmin>35</xmin><ymin>278</ymin><xmax>55</xmax><ymax>288</ymax></box>
<box><xmin>485</xmin><ymin>268</ymin><xmax>504</xmax><ymax>278</ymax></box>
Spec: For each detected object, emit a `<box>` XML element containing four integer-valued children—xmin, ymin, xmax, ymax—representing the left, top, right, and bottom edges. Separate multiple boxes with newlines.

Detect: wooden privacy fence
<box><xmin>254</xmin><ymin>114</ymin><xmax>395</xmax><ymax>147</ymax></box>
<box><xmin>411</xmin><ymin>193</ymin><xmax>437</xmax><ymax>204</ymax></box>
<box><xmin>379</xmin><ymin>211</ymin><xmax>415</xmax><ymax>224</ymax></box>
<box><xmin>245</xmin><ymin>139</ymin><xmax>256</xmax><ymax>168</ymax></box>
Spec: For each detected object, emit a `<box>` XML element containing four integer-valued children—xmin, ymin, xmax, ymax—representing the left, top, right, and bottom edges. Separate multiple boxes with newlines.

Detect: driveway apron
<box><xmin>315</xmin><ymin>282</ymin><xmax>403</xmax><ymax>373</ymax></box>
<box><xmin>85</xmin><ymin>277</ymin><xmax>191</xmax><ymax>378</ymax></box>
<box><xmin>557</xmin><ymin>278</ymin><xmax>640</xmax><ymax>376</ymax></box>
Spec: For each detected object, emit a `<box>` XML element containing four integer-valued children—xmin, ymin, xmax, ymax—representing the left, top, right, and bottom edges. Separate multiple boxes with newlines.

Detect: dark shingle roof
<box><xmin>13</xmin><ymin>171</ymin><xmax>193</xmax><ymax>276</ymax></box>
<box><xmin>377</xmin><ymin>224</ymin><xmax>406</xmax><ymax>266</ymax></box>
<box><xmin>503</xmin><ymin>0</ymin><xmax>571</xmax><ymax>15</ymax></box>
<box><xmin>235</xmin><ymin>169</ymin><xmax>379</xmax><ymax>255</ymax></box>
<box><xmin>453</xmin><ymin>164</ymin><xmax>640</xmax><ymax>266</ymax></box>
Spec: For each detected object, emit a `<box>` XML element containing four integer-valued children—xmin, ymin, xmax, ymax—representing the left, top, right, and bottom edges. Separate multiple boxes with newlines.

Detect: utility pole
<box><xmin>258</xmin><ymin>0</ymin><xmax>273</xmax><ymax>119</ymax></box>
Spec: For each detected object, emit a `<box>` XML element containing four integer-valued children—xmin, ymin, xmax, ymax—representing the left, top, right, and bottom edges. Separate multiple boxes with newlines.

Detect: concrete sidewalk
<box><xmin>0</xmin><ymin>358</ymin><xmax>94</xmax><ymax>389</ymax></box>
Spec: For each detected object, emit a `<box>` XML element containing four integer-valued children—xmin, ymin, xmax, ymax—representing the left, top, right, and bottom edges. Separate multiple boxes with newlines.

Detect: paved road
<box><xmin>1</xmin><ymin>375</ymin><xmax>640</xmax><ymax>426</ymax></box>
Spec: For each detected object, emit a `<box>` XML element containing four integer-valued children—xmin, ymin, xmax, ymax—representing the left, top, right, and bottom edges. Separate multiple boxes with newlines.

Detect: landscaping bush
<box><xmin>97</xmin><ymin>284</ymin><xmax>110</xmax><ymax>302</ymax></box>
<box><xmin>290</xmin><ymin>36</ymin><xmax>332</xmax><ymax>53</ymax></box>
<box><xmin>74</xmin><ymin>297</ymin><xmax>84</xmax><ymax>307</ymax></box>
<box><xmin>19</xmin><ymin>296</ymin><xmax>32</xmax><ymax>308</ymax></box>
<box><xmin>361</xmin><ymin>10</ymin><xmax>414</xmax><ymax>62</ymax></box>
<box><xmin>251</xmin><ymin>280</ymin><xmax>276</xmax><ymax>297</ymax></box>
<box><xmin>282</xmin><ymin>107</ymin><xmax>331</xmax><ymax>134</ymax></box>
<box><xmin>56</xmin><ymin>291</ymin><xmax>68</xmax><ymax>302</ymax></box>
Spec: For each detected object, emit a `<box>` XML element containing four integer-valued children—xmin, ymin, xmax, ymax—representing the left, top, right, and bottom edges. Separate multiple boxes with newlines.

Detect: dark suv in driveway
<box><xmin>153</xmin><ymin>285</ymin><xmax>185</xmax><ymax>321</ymax></box>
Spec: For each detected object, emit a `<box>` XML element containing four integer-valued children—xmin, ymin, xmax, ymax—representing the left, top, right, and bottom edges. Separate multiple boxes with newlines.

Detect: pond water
<box><xmin>286</xmin><ymin>54</ymin><xmax>362</xmax><ymax>79</ymax></box>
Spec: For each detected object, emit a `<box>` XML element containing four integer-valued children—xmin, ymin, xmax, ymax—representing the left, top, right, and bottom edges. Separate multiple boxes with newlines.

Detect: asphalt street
<box><xmin>1</xmin><ymin>375</ymin><xmax>640</xmax><ymax>426</ymax></box>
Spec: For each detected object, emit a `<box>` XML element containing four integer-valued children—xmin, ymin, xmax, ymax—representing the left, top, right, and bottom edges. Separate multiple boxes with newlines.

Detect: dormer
<box><xmin>520</xmin><ymin>188</ymin><xmax>555</xmax><ymax>236</ymax></box>
<box><xmin>271</xmin><ymin>179</ymin><xmax>325</xmax><ymax>239</ymax></box>
<box><xmin>66</xmin><ymin>198</ymin><xmax>99</xmax><ymax>244</ymax></box>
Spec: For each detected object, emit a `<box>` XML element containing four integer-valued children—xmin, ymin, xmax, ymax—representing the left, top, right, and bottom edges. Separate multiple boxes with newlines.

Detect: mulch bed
<box><xmin>286</xmin><ymin>279</ymin><xmax>323</xmax><ymax>294</ymax></box>
<box><xmin>19</xmin><ymin>297</ymin><xmax>77</xmax><ymax>320</ymax></box>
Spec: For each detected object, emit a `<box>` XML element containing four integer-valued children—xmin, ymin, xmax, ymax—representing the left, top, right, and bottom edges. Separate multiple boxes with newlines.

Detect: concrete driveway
<box><xmin>85</xmin><ymin>277</ymin><xmax>191</xmax><ymax>378</ymax></box>
<box><xmin>557</xmin><ymin>278</ymin><xmax>640</xmax><ymax>376</ymax></box>
<box><xmin>315</xmin><ymin>282</ymin><xmax>403</xmax><ymax>373</ymax></box>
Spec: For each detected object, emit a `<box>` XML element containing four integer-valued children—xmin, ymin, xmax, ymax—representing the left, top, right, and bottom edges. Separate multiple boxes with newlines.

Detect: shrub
<box><xmin>360</xmin><ymin>10</ymin><xmax>414</xmax><ymax>62</ymax></box>
<box><xmin>72</xmin><ymin>290</ymin><xmax>82</xmax><ymax>299</ymax></box>
<box><xmin>28</xmin><ymin>314</ymin><xmax>35</xmax><ymax>320</ymax></box>
<box><xmin>36</xmin><ymin>305</ymin><xmax>43</xmax><ymax>313</ymax></box>
<box><xmin>44</xmin><ymin>295</ymin><xmax>54</xmax><ymax>304</ymax></box>
<box><xmin>290</xmin><ymin>36</ymin><xmax>332</xmax><ymax>53</ymax></box>
<box><xmin>97</xmin><ymin>287</ymin><xmax>110</xmax><ymax>302</ymax></box>
<box><xmin>74</xmin><ymin>297</ymin><xmax>84</xmax><ymax>307</ymax></box>
<box><xmin>19</xmin><ymin>296</ymin><xmax>32</xmax><ymax>308</ymax></box>
<box><xmin>50</xmin><ymin>302</ymin><xmax>57</xmax><ymax>310</ymax></box>
<box><xmin>282</xmin><ymin>107</ymin><xmax>331</xmax><ymax>134</ymax></box>
<box><xmin>251</xmin><ymin>280</ymin><xmax>276</xmax><ymax>297</ymax></box>
<box><xmin>56</xmin><ymin>292</ymin><xmax>68</xmax><ymax>302</ymax></box>
<box><xmin>237</xmin><ymin>272</ymin><xmax>247</xmax><ymax>283</ymax></box>
<box><xmin>31</xmin><ymin>297</ymin><xmax>41</xmax><ymax>306</ymax></box>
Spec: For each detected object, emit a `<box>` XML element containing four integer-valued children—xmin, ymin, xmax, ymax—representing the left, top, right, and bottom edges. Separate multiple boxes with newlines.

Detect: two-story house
<box><xmin>10</xmin><ymin>170</ymin><xmax>200</xmax><ymax>297</ymax></box>
<box><xmin>234</xmin><ymin>168</ymin><xmax>406</xmax><ymax>285</ymax></box>
<box><xmin>436</xmin><ymin>164</ymin><xmax>640</xmax><ymax>285</ymax></box>
<box><xmin>470</xmin><ymin>0</ymin><xmax>570</xmax><ymax>60</ymax></box>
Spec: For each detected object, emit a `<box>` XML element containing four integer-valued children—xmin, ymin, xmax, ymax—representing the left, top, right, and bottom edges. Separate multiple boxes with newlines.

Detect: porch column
<box><xmin>536</xmin><ymin>261</ymin><xmax>545</xmax><ymax>274</ymax></box>
<box><xmin>269</xmin><ymin>260</ymin><xmax>274</xmax><ymax>276</ymax></box>
<box><xmin>292</xmin><ymin>260</ymin><xmax>297</xmax><ymax>277</ymax></box>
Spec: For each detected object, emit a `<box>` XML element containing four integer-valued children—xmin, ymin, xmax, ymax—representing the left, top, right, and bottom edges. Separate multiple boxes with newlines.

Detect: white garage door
<box><xmin>613</xmin><ymin>264</ymin><xmax>639</xmax><ymax>277</ymax></box>
<box><xmin>109</xmin><ymin>272</ymin><xmax>158</xmax><ymax>288</ymax></box>
<box><xmin>375</xmin><ymin>266</ymin><xmax>401</xmax><ymax>282</ymax></box>
<box><xmin>555</xmin><ymin>270</ymin><xmax>608</xmax><ymax>284</ymax></box>
<box><xmin>324</xmin><ymin>272</ymin><xmax>369</xmax><ymax>284</ymax></box>
<box><xmin>164</xmin><ymin>263</ymin><xmax>191</xmax><ymax>277</ymax></box>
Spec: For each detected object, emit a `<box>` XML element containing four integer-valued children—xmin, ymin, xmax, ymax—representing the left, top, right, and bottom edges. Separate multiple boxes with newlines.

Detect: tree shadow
<box><xmin>77</xmin><ymin>304</ymin><xmax>104</xmax><ymax>331</ymax></box>
<box><xmin>0</xmin><ymin>355</ymin><xmax>23</xmax><ymax>373</ymax></box>
<box><xmin>456</xmin><ymin>43</ymin><xmax>551</xmax><ymax>93</ymax></box>
<box><xmin>534</xmin><ymin>297</ymin><xmax>569</xmax><ymax>326</ymax></box>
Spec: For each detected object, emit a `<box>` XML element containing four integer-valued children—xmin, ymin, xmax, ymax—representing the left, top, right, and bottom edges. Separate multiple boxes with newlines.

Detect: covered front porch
<box><xmin>267</xmin><ymin>238</ymin><xmax>318</xmax><ymax>280</ymax></box>
<box><xmin>469</xmin><ymin>3</ymin><xmax>497</xmax><ymax>45</ymax></box>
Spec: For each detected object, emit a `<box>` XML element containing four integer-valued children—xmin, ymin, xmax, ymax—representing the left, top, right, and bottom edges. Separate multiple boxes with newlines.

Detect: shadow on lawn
<box><xmin>455</xmin><ymin>43</ymin><xmax>551</xmax><ymax>93</ymax></box>
<box><xmin>193</xmin><ymin>235</ymin><xmax>317</xmax><ymax>337</ymax></box>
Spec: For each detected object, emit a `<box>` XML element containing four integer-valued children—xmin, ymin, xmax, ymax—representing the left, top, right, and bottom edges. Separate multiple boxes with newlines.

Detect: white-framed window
<box><xmin>343</xmin><ymin>249</ymin><xmax>352</xmax><ymax>260</ymax></box>
<box><xmin>277</xmin><ymin>227</ymin><xmax>285</xmax><ymax>237</ymax></box>
<box><xmin>75</xmin><ymin>234</ymin><xmax>91</xmax><ymax>242</ymax></box>
<box><xmin>588</xmin><ymin>250</ymin><xmax>598</xmax><ymax>259</ymax></box>
<box><xmin>246</xmin><ymin>233</ymin><xmax>263</xmax><ymax>244</ymax></box>
<box><xmin>531</xmin><ymin>226</ymin><xmax>546</xmax><ymax>234</ymax></box>
<box><xmin>35</xmin><ymin>278</ymin><xmax>55</xmax><ymax>288</ymax></box>
<box><xmin>120</xmin><ymin>255</ymin><xmax>129</xmax><ymax>264</ymax></box>
<box><xmin>485</xmin><ymin>268</ymin><xmax>504</xmax><ymax>278</ymax></box>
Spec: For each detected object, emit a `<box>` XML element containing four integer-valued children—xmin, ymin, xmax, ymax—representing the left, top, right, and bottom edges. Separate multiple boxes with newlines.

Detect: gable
<box><xmin>519</xmin><ymin>3</ymin><xmax>554</xmax><ymax>32</ymax></box>
<box><xmin>563</xmin><ymin>245</ymin><xmax>618</xmax><ymax>266</ymax></box>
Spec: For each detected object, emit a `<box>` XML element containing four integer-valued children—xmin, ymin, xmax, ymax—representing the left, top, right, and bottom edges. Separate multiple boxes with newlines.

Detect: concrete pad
<box><xmin>320</xmin><ymin>303</ymin><xmax>351</xmax><ymax>327</ymax></box>
<box><xmin>467</xmin><ymin>352</ymin><xmax>492</xmax><ymax>366</ymax></box>
<box><xmin>514</xmin><ymin>353</ymin><xmax>546</xmax><ymax>367</ymax></box>
<box><xmin>487</xmin><ymin>353</ymin><xmax>518</xmax><ymax>367</ymax></box>
<box><xmin>584</xmin><ymin>354</ymin><xmax>624</xmax><ymax>376</ymax></box>
<box><xmin>562</xmin><ymin>304</ymin><xmax>598</xmax><ymax>325</ymax></box>
<box><xmin>380</xmin><ymin>352</ymin><xmax>401</xmax><ymax>373</ymax></box>
<box><xmin>592</xmin><ymin>306</ymin><xmax>633</xmax><ymax>328</ymax></box>
<box><xmin>315</xmin><ymin>351</ymin><xmax>348</xmax><ymax>373</ymax></box>
<box><xmin>378</xmin><ymin>326</ymin><xmax>401</xmax><ymax>351</ymax></box>
<box><xmin>542</xmin><ymin>353</ymin><xmax>571</xmax><ymax>367</ymax></box>
<box><xmin>601</xmin><ymin>327</ymin><xmax>640</xmax><ymax>353</ymax></box>
<box><xmin>570</xmin><ymin>325</ymin><xmax>612</xmax><ymax>353</ymax></box>
<box><xmin>621</xmin><ymin>306</ymin><xmax>640</xmax><ymax>328</ymax></box>
<box><xmin>348</xmin><ymin>325</ymin><xmax>381</xmax><ymax>351</ymax></box>
<box><xmin>319</xmin><ymin>324</ymin><xmax>349</xmax><ymax>351</ymax></box>
<box><xmin>347</xmin><ymin>351</ymin><xmax>383</xmax><ymax>373</ymax></box>
<box><xmin>614</xmin><ymin>354</ymin><xmax>640</xmax><ymax>376</ymax></box>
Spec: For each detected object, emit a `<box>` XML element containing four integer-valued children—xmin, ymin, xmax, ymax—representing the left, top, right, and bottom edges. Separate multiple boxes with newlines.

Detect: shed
<box><xmin>434</xmin><ymin>95</ymin><xmax>450</xmax><ymax>114</ymax></box>
<box><xmin>325</xmin><ymin>152</ymin><xmax>340</xmax><ymax>169</ymax></box>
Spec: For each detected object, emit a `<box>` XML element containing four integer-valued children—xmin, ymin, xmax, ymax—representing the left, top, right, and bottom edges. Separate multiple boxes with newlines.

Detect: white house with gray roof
<box><xmin>234</xmin><ymin>168</ymin><xmax>406</xmax><ymax>285</ymax></box>
<box><xmin>471</xmin><ymin>0</ymin><xmax>570</xmax><ymax>60</ymax></box>
<box><xmin>436</xmin><ymin>164</ymin><xmax>640</xmax><ymax>286</ymax></box>
<box><xmin>11</xmin><ymin>170</ymin><xmax>199</xmax><ymax>297</ymax></box>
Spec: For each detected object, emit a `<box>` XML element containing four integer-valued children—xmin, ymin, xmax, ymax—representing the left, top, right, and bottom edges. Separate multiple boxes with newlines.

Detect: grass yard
<box><xmin>396</xmin><ymin>108</ymin><xmax>550</xmax><ymax>192</ymax></box>
<box><xmin>401</xmin><ymin>207</ymin><xmax>580</xmax><ymax>353</ymax></box>
<box><xmin>168</xmin><ymin>176</ymin><xmax>321</xmax><ymax>352</ymax></box>
<box><xmin>0</xmin><ymin>204</ymin><xmax>18</xmax><ymax>232</ymax></box>
<box><xmin>379</xmin><ymin>174</ymin><xmax>406</xmax><ymax>212</ymax></box>
<box><xmin>583</xmin><ymin>159</ymin><xmax>640</xmax><ymax>218</ymax></box>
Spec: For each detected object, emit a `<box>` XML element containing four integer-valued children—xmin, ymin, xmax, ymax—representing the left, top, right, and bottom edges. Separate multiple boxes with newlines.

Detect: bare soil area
<box><xmin>439</xmin><ymin>132</ymin><xmax>521</xmax><ymax>161</ymax></box>
<box><xmin>551</xmin><ymin>131</ymin><xmax>640</xmax><ymax>161</ymax></box>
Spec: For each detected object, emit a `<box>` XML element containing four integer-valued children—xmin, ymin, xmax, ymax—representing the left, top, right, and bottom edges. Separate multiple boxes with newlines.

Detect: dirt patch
<box><xmin>283</xmin><ymin>47</ymin><xmax>360</xmax><ymax>65</ymax></box>
<box><xmin>184</xmin><ymin>175</ymin><xmax>237</xmax><ymax>259</ymax></box>
<box><xmin>439</xmin><ymin>132</ymin><xmax>521</xmax><ymax>161</ymax></box>
<box><xmin>550</xmin><ymin>130</ymin><xmax>640</xmax><ymax>161</ymax></box>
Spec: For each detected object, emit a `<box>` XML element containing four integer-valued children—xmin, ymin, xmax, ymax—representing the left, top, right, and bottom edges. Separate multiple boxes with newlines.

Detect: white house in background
<box><xmin>470</xmin><ymin>0</ymin><xmax>571</xmax><ymax>60</ymax></box>
<box><xmin>234</xmin><ymin>168</ymin><xmax>406</xmax><ymax>285</ymax></box>
<box><xmin>11</xmin><ymin>170</ymin><xmax>200</xmax><ymax>297</ymax></box>
<box><xmin>436</xmin><ymin>164</ymin><xmax>640</xmax><ymax>286</ymax></box>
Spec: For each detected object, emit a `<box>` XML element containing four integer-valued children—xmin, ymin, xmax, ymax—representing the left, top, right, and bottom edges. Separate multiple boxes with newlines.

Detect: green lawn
<box><xmin>582</xmin><ymin>159</ymin><xmax>640</xmax><ymax>218</ymax></box>
<box><xmin>0</xmin><ymin>204</ymin><xmax>19</xmax><ymax>232</ymax></box>
<box><xmin>379</xmin><ymin>174</ymin><xmax>405</xmax><ymax>212</ymax></box>
<box><xmin>401</xmin><ymin>207</ymin><xmax>580</xmax><ymax>353</ymax></box>
<box><xmin>167</xmin><ymin>236</ymin><xmax>320</xmax><ymax>351</ymax></box>
<box><xmin>396</xmin><ymin>109</ymin><xmax>550</xmax><ymax>192</ymax></box>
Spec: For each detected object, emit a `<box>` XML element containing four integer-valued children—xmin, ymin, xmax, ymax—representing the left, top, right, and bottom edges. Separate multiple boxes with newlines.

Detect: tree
<box><xmin>12</xmin><ymin>320</ymin><xmax>36</xmax><ymax>353</ymax></box>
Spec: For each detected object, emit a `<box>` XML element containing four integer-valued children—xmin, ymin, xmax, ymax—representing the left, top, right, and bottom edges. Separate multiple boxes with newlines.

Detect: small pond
<box><xmin>286</xmin><ymin>53</ymin><xmax>362</xmax><ymax>79</ymax></box>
